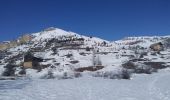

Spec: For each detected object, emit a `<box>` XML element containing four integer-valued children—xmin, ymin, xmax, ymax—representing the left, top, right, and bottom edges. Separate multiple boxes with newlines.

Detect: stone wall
<box><xmin>23</xmin><ymin>62</ymin><xmax>33</xmax><ymax>68</ymax></box>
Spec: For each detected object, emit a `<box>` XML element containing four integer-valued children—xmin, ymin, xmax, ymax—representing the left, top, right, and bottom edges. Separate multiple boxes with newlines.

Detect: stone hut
<box><xmin>23</xmin><ymin>52</ymin><xmax>43</xmax><ymax>69</ymax></box>
<box><xmin>150</xmin><ymin>42</ymin><xmax>164</xmax><ymax>51</ymax></box>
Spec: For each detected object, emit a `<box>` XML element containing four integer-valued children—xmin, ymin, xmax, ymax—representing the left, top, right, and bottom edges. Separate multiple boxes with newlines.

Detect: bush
<box><xmin>122</xmin><ymin>61</ymin><xmax>159</xmax><ymax>74</ymax></box>
<box><xmin>41</xmin><ymin>69</ymin><xmax>55</xmax><ymax>79</ymax></box>
<box><xmin>85</xmin><ymin>46</ymin><xmax>90</xmax><ymax>51</ymax></box>
<box><xmin>2</xmin><ymin>64</ymin><xmax>17</xmax><ymax>76</ymax></box>
<box><xmin>143</xmin><ymin>62</ymin><xmax>167</xmax><ymax>69</ymax></box>
<box><xmin>134</xmin><ymin>67</ymin><xmax>153</xmax><ymax>74</ymax></box>
<box><xmin>70</xmin><ymin>60</ymin><xmax>79</xmax><ymax>64</ymax></box>
<box><xmin>139</xmin><ymin>52</ymin><xmax>147</xmax><ymax>58</ymax></box>
<box><xmin>79</xmin><ymin>52</ymin><xmax>86</xmax><ymax>56</ymax></box>
<box><xmin>74</xmin><ymin>72</ymin><xmax>82</xmax><ymax>78</ymax></box>
<box><xmin>122</xmin><ymin>61</ymin><xmax>136</xmax><ymax>69</ymax></box>
<box><xmin>121</xmin><ymin>69</ymin><xmax>131</xmax><ymax>79</ymax></box>
<box><xmin>75</xmin><ymin>66</ymin><xmax>104</xmax><ymax>72</ymax></box>
<box><xmin>92</xmin><ymin>69</ymin><xmax>131</xmax><ymax>80</ymax></box>
<box><xmin>19</xmin><ymin>68</ymin><xmax>26</xmax><ymax>75</ymax></box>
<box><xmin>65</xmin><ymin>54</ymin><xmax>73</xmax><ymax>58</ymax></box>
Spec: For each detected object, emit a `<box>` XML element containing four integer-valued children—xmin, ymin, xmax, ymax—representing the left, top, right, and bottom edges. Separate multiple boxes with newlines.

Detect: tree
<box><xmin>2</xmin><ymin>64</ymin><xmax>17</xmax><ymax>76</ymax></box>
<box><xmin>85</xmin><ymin>46</ymin><xmax>90</xmax><ymax>51</ymax></box>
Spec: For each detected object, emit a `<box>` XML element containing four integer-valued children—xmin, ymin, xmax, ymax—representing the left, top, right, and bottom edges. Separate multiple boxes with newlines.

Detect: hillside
<box><xmin>0</xmin><ymin>27</ymin><xmax>170</xmax><ymax>79</ymax></box>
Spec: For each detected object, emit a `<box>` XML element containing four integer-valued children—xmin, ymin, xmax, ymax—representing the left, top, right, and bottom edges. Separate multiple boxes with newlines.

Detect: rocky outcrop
<box><xmin>150</xmin><ymin>42</ymin><xmax>164</xmax><ymax>51</ymax></box>
<box><xmin>0</xmin><ymin>34</ymin><xmax>32</xmax><ymax>50</ymax></box>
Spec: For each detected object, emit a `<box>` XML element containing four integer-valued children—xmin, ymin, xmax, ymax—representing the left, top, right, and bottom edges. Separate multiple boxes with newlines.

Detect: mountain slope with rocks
<box><xmin>0</xmin><ymin>27</ymin><xmax>170</xmax><ymax>79</ymax></box>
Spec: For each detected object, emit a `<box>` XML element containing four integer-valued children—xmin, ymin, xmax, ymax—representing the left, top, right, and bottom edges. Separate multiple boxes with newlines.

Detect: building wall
<box><xmin>154</xmin><ymin>45</ymin><xmax>160</xmax><ymax>51</ymax></box>
<box><xmin>23</xmin><ymin>62</ymin><xmax>33</xmax><ymax>68</ymax></box>
<box><xmin>151</xmin><ymin>45</ymin><xmax>162</xmax><ymax>51</ymax></box>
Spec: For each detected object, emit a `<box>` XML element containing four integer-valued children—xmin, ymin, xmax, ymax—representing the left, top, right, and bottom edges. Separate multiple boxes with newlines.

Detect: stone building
<box><xmin>150</xmin><ymin>42</ymin><xmax>164</xmax><ymax>51</ymax></box>
<box><xmin>23</xmin><ymin>52</ymin><xmax>43</xmax><ymax>69</ymax></box>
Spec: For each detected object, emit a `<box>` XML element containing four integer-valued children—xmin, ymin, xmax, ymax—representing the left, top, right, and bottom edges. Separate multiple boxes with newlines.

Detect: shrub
<box><xmin>79</xmin><ymin>52</ymin><xmax>86</xmax><ymax>56</ymax></box>
<box><xmin>41</xmin><ymin>69</ymin><xmax>55</xmax><ymax>79</ymax></box>
<box><xmin>92</xmin><ymin>69</ymin><xmax>131</xmax><ymax>80</ymax></box>
<box><xmin>121</xmin><ymin>69</ymin><xmax>131</xmax><ymax>79</ymax></box>
<box><xmin>65</xmin><ymin>54</ymin><xmax>73</xmax><ymax>58</ymax></box>
<box><xmin>19</xmin><ymin>68</ymin><xmax>26</xmax><ymax>75</ymax></box>
<box><xmin>2</xmin><ymin>64</ymin><xmax>17</xmax><ymax>76</ymax></box>
<box><xmin>74</xmin><ymin>72</ymin><xmax>82</xmax><ymax>78</ymax></box>
<box><xmin>70</xmin><ymin>60</ymin><xmax>79</xmax><ymax>64</ymax></box>
<box><xmin>143</xmin><ymin>62</ymin><xmax>167</xmax><ymax>69</ymax></box>
<box><xmin>85</xmin><ymin>46</ymin><xmax>90</xmax><ymax>51</ymax></box>
<box><xmin>122</xmin><ymin>61</ymin><xmax>136</xmax><ymax>69</ymax></box>
<box><xmin>75</xmin><ymin>66</ymin><xmax>104</xmax><ymax>72</ymax></box>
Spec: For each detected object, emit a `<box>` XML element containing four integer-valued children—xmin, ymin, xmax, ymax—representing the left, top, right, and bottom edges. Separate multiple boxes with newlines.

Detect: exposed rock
<box><xmin>75</xmin><ymin>66</ymin><xmax>104</xmax><ymax>72</ymax></box>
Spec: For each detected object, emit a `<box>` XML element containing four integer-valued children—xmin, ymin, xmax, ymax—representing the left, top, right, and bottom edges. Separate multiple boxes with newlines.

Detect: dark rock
<box><xmin>75</xmin><ymin>66</ymin><xmax>104</xmax><ymax>72</ymax></box>
<box><xmin>70</xmin><ymin>60</ymin><xmax>79</xmax><ymax>64</ymax></box>
<box><xmin>122</xmin><ymin>61</ymin><xmax>136</xmax><ymax>69</ymax></box>
<box><xmin>143</xmin><ymin>62</ymin><xmax>167</xmax><ymax>69</ymax></box>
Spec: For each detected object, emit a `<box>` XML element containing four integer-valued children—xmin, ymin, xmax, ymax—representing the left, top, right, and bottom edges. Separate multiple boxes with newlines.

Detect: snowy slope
<box><xmin>32</xmin><ymin>27</ymin><xmax>109</xmax><ymax>46</ymax></box>
<box><xmin>115</xmin><ymin>35</ymin><xmax>170</xmax><ymax>48</ymax></box>
<box><xmin>1</xmin><ymin>68</ymin><xmax>170</xmax><ymax>100</ymax></box>
<box><xmin>32</xmin><ymin>28</ymin><xmax>77</xmax><ymax>41</ymax></box>
<box><xmin>0</xmin><ymin>27</ymin><xmax>170</xmax><ymax>80</ymax></box>
<box><xmin>1</xmin><ymin>27</ymin><xmax>170</xmax><ymax>100</ymax></box>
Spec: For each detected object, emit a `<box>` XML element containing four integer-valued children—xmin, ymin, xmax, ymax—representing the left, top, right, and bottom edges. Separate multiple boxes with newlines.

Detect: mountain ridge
<box><xmin>0</xmin><ymin>27</ymin><xmax>170</xmax><ymax>80</ymax></box>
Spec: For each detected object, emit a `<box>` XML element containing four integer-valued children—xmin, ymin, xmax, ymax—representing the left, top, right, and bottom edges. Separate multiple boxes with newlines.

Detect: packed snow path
<box><xmin>0</xmin><ymin>70</ymin><xmax>170</xmax><ymax>100</ymax></box>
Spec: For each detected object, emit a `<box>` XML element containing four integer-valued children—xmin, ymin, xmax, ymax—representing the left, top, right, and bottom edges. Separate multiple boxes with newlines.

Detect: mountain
<box><xmin>0</xmin><ymin>27</ymin><xmax>170</xmax><ymax>79</ymax></box>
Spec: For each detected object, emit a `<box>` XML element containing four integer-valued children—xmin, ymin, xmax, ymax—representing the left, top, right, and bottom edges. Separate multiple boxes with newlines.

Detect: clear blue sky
<box><xmin>0</xmin><ymin>0</ymin><xmax>170</xmax><ymax>41</ymax></box>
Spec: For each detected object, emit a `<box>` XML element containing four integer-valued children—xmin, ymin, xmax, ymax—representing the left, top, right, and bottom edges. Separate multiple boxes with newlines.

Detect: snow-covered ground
<box><xmin>1</xmin><ymin>69</ymin><xmax>170</xmax><ymax>100</ymax></box>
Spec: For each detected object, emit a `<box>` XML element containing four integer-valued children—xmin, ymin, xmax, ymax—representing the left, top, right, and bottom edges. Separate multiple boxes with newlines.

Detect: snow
<box><xmin>1</xmin><ymin>69</ymin><xmax>170</xmax><ymax>100</ymax></box>
<box><xmin>1</xmin><ymin>27</ymin><xmax>170</xmax><ymax>100</ymax></box>
<box><xmin>1</xmin><ymin>28</ymin><xmax>170</xmax><ymax>79</ymax></box>
<box><xmin>32</xmin><ymin>27</ymin><xmax>109</xmax><ymax>48</ymax></box>
<box><xmin>32</xmin><ymin>28</ymin><xmax>76</xmax><ymax>41</ymax></box>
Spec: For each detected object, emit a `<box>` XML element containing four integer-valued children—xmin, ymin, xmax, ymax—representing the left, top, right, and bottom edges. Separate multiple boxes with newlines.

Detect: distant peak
<box><xmin>43</xmin><ymin>27</ymin><xmax>56</xmax><ymax>32</ymax></box>
<box><xmin>32</xmin><ymin>27</ymin><xmax>77</xmax><ymax>41</ymax></box>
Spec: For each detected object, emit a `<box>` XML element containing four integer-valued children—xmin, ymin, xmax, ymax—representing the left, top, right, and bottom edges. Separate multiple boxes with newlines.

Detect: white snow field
<box><xmin>0</xmin><ymin>69</ymin><xmax>170</xmax><ymax>100</ymax></box>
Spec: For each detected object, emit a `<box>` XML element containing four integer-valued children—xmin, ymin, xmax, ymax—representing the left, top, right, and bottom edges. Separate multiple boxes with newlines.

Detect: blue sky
<box><xmin>0</xmin><ymin>0</ymin><xmax>170</xmax><ymax>41</ymax></box>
